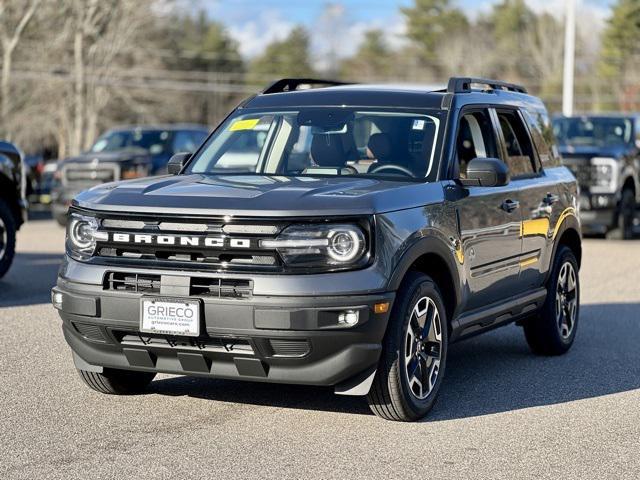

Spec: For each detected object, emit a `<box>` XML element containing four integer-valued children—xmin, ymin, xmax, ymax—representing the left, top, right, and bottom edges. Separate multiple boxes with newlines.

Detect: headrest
<box><xmin>310</xmin><ymin>134</ymin><xmax>346</xmax><ymax>167</ymax></box>
<box><xmin>367</xmin><ymin>133</ymin><xmax>392</xmax><ymax>162</ymax></box>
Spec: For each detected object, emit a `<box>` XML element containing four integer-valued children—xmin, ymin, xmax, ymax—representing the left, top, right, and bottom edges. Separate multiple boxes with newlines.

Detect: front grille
<box><xmin>73</xmin><ymin>322</ymin><xmax>106</xmax><ymax>342</ymax></box>
<box><xmin>104</xmin><ymin>272</ymin><xmax>253</xmax><ymax>298</ymax></box>
<box><xmin>62</xmin><ymin>162</ymin><xmax>119</xmax><ymax>190</ymax></box>
<box><xmin>115</xmin><ymin>331</ymin><xmax>254</xmax><ymax>355</ymax></box>
<box><xmin>104</xmin><ymin>272</ymin><xmax>161</xmax><ymax>293</ymax></box>
<box><xmin>93</xmin><ymin>213</ymin><xmax>285</xmax><ymax>272</ymax></box>
<box><xmin>268</xmin><ymin>339</ymin><xmax>311</xmax><ymax>357</ymax></box>
<box><xmin>190</xmin><ymin>277</ymin><xmax>253</xmax><ymax>298</ymax></box>
<box><xmin>563</xmin><ymin>157</ymin><xmax>595</xmax><ymax>187</ymax></box>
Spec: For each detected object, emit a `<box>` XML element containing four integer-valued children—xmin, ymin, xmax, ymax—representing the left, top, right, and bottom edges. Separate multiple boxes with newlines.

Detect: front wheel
<box><xmin>618</xmin><ymin>188</ymin><xmax>636</xmax><ymax>240</ymax></box>
<box><xmin>77</xmin><ymin>368</ymin><xmax>156</xmax><ymax>394</ymax></box>
<box><xmin>367</xmin><ymin>272</ymin><xmax>448</xmax><ymax>421</ymax></box>
<box><xmin>523</xmin><ymin>246</ymin><xmax>579</xmax><ymax>355</ymax></box>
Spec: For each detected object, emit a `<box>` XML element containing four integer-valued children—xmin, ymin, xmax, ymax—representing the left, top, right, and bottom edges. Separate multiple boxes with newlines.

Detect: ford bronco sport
<box><xmin>52</xmin><ymin>78</ymin><xmax>582</xmax><ymax>421</ymax></box>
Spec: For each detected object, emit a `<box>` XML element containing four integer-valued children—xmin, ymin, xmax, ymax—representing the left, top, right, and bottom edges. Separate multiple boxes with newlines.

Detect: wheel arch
<box><xmin>552</xmin><ymin>214</ymin><xmax>582</xmax><ymax>270</ymax></box>
<box><xmin>387</xmin><ymin>236</ymin><xmax>461</xmax><ymax>325</ymax></box>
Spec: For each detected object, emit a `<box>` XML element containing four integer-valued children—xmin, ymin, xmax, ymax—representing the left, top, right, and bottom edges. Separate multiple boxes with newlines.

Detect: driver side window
<box><xmin>455</xmin><ymin>111</ymin><xmax>497</xmax><ymax>178</ymax></box>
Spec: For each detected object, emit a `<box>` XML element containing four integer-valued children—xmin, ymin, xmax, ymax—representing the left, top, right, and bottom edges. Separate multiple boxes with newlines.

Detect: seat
<box><xmin>305</xmin><ymin>134</ymin><xmax>356</xmax><ymax>175</ymax></box>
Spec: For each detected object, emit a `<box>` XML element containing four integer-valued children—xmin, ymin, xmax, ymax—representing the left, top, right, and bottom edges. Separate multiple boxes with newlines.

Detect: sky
<box><xmin>199</xmin><ymin>0</ymin><xmax>616</xmax><ymax>59</ymax></box>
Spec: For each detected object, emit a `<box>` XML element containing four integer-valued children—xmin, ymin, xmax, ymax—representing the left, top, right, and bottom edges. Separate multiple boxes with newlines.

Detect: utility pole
<box><xmin>562</xmin><ymin>0</ymin><xmax>576</xmax><ymax>116</ymax></box>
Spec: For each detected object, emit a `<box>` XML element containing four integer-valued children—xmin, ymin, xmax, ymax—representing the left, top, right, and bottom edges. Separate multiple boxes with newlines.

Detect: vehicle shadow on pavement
<box><xmin>0</xmin><ymin>253</ymin><xmax>63</xmax><ymax>308</ymax></box>
<box><xmin>149</xmin><ymin>302</ymin><xmax>640</xmax><ymax>420</ymax></box>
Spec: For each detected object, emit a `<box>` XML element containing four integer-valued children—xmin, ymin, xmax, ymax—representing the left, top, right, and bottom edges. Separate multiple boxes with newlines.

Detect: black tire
<box><xmin>77</xmin><ymin>368</ymin><xmax>156</xmax><ymax>394</ymax></box>
<box><xmin>618</xmin><ymin>188</ymin><xmax>636</xmax><ymax>240</ymax></box>
<box><xmin>0</xmin><ymin>198</ymin><xmax>17</xmax><ymax>279</ymax></box>
<box><xmin>523</xmin><ymin>246</ymin><xmax>580</xmax><ymax>356</ymax></box>
<box><xmin>367</xmin><ymin>271</ymin><xmax>448</xmax><ymax>421</ymax></box>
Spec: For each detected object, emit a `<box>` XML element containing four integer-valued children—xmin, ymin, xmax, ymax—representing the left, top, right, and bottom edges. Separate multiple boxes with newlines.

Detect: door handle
<box><xmin>543</xmin><ymin>193</ymin><xmax>559</xmax><ymax>205</ymax></box>
<box><xmin>501</xmin><ymin>199</ymin><xmax>520</xmax><ymax>213</ymax></box>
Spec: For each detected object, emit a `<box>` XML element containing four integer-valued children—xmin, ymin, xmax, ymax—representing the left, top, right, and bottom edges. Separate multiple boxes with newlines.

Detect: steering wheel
<box><xmin>369</xmin><ymin>164</ymin><xmax>415</xmax><ymax>177</ymax></box>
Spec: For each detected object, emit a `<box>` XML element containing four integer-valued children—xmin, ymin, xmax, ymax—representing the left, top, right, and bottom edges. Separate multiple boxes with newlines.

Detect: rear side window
<box><xmin>523</xmin><ymin>109</ymin><xmax>561</xmax><ymax>167</ymax></box>
<box><xmin>496</xmin><ymin>111</ymin><xmax>536</xmax><ymax>178</ymax></box>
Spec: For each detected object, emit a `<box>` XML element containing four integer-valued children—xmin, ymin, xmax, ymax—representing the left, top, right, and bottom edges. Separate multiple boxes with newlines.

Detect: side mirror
<box><xmin>460</xmin><ymin>157</ymin><xmax>509</xmax><ymax>187</ymax></box>
<box><xmin>167</xmin><ymin>152</ymin><xmax>191</xmax><ymax>175</ymax></box>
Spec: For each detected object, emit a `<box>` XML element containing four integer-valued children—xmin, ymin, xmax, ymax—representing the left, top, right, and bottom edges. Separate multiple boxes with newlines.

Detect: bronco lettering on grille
<box><xmin>109</xmin><ymin>233</ymin><xmax>253</xmax><ymax>248</ymax></box>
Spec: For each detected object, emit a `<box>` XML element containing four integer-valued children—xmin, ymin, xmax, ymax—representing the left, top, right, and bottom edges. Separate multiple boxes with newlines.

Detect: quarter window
<box><xmin>496</xmin><ymin>111</ymin><xmax>536</xmax><ymax>177</ymax></box>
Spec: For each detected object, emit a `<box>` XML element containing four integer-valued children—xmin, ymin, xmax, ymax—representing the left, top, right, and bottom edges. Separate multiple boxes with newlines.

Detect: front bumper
<box><xmin>52</xmin><ymin>278</ymin><xmax>394</xmax><ymax>393</ymax></box>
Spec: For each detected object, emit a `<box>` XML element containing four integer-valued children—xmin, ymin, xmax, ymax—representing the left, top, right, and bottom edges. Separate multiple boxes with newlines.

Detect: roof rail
<box><xmin>447</xmin><ymin>77</ymin><xmax>528</xmax><ymax>94</ymax></box>
<box><xmin>262</xmin><ymin>78</ymin><xmax>351</xmax><ymax>95</ymax></box>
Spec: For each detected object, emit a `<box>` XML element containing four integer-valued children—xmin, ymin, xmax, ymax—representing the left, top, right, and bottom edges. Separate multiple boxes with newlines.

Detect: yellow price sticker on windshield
<box><xmin>229</xmin><ymin>118</ymin><xmax>260</xmax><ymax>131</ymax></box>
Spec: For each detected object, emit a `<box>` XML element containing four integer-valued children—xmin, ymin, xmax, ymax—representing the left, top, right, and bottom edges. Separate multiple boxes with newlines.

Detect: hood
<box><xmin>60</xmin><ymin>149</ymin><xmax>151</xmax><ymax>165</ymax></box>
<box><xmin>73</xmin><ymin>174</ymin><xmax>442</xmax><ymax>217</ymax></box>
<box><xmin>559</xmin><ymin>143</ymin><xmax>628</xmax><ymax>159</ymax></box>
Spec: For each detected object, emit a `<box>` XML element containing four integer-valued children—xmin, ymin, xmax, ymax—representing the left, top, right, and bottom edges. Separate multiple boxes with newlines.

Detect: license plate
<box><xmin>140</xmin><ymin>298</ymin><xmax>200</xmax><ymax>337</ymax></box>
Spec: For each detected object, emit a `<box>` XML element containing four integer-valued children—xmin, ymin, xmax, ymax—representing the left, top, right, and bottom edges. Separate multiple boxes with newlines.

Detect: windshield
<box><xmin>90</xmin><ymin>129</ymin><xmax>171</xmax><ymax>154</ymax></box>
<box><xmin>553</xmin><ymin>117</ymin><xmax>632</xmax><ymax>147</ymax></box>
<box><xmin>186</xmin><ymin>108</ymin><xmax>443</xmax><ymax>180</ymax></box>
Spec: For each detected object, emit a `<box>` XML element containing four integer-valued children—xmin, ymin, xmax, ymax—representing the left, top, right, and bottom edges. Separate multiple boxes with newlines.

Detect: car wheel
<box><xmin>0</xmin><ymin>199</ymin><xmax>17</xmax><ymax>279</ymax></box>
<box><xmin>367</xmin><ymin>271</ymin><xmax>448</xmax><ymax>421</ymax></box>
<box><xmin>523</xmin><ymin>246</ymin><xmax>579</xmax><ymax>356</ymax></box>
<box><xmin>618</xmin><ymin>188</ymin><xmax>636</xmax><ymax>240</ymax></box>
<box><xmin>77</xmin><ymin>368</ymin><xmax>156</xmax><ymax>395</ymax></box>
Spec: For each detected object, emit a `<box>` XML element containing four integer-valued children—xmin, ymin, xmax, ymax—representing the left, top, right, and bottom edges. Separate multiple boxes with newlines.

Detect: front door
<box><xmin>451</xmin><ymin>109</ymin><xmax>523</xmax><ymax>310</ymax></box>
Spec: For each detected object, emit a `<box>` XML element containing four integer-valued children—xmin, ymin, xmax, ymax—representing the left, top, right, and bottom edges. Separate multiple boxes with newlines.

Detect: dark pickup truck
<box><xmin>52</xmin><ymin>124</ymin><xmax>208</xmax><ymax>225</ymax></box>
<box><xmin>554</xmin><ymin>114</ymin><xmax>640</xmax><ymax>238</ymax></box>
<box><xmin>52</xmin><ymin>78</ymin><xmax>582</xmax><ymax>421</ymax></box>
<box><xmin>0</xmin><ymin>141</ymin><xmax>27</xmax><ymax>278</ymax></box>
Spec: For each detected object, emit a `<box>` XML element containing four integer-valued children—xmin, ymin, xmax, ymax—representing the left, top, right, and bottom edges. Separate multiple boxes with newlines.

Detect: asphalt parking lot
<box><xmin>1</xmin><ymin>218</ymin><xmax>639</xmax><ymax>480</ymax></box>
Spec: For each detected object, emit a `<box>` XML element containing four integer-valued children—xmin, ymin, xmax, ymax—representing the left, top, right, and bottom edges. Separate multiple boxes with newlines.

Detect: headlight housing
<box><xmin>66</xmin><ymin>213</ymin><xmax>107</xmax><ymax>260</ymax></box>
<box><xmin>261</xmin><ymin>223</ymin><xmax>369</xmax><ymax>270</ymax></box>
<box><xmin>590</xmin><ymin>157</ymin><xmax>618</xmax><ymax>194</ymax></box>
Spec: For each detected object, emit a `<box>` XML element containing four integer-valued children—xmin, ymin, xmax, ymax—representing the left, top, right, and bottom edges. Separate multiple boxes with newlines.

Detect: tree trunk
<box><xmin>1</xmin><ymin>44</ymin><xmax>14</xmax><ymax>137</ymax></box>
<box><xmin>72</xmin><ymin>28</ymin><xmax>85</xmax><ymax>155</ymax></box>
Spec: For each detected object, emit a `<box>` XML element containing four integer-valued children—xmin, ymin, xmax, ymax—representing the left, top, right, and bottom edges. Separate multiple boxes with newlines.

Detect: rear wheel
<box><xmin>77</xmin><ymin>368</ymin><xmax>156</xmax><ymax>394</ymax></box>
<box><xmin>367</xmin><ymin>272</ymin><xmax>448</xmax><ymax>421</ymax></box>
<box><xmin>523</xmin><ymin>246</ymin><xmax>579</xmax><ymax>355</ymax></box>
<box><xmin>0</xmin><ymin>199</ymin><xmax>17</xmax><ymax>279</ymax></box>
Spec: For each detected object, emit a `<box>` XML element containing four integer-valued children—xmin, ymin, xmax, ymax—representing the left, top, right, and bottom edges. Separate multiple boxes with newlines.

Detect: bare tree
<box><xmin>0</xmin><ymin>0</ymin><xmax>41</xmax><ymax>136</ymax></box>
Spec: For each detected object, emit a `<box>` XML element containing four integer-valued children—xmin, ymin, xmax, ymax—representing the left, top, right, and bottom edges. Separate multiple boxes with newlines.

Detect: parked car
<box><xmin>553</xmin><ymin>114</ymin><xmax>640</xmax><ymax>238</ymax></box>
<box><xmin>0</xmin><ymin>141</ymin><xmax>27</xmax><ymax>278</ymax></box>
<box><xmin>52</xmin><ymin>77</ymin><xmax>582</xmax><ymax>421</ymax></box>
<box><xmin>51</xmin><ymin>124</ymin><xmax>209</xmax><ymax>225</ymax></box>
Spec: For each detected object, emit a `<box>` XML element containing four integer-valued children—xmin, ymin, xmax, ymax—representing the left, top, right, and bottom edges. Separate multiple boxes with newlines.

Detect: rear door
<box><xmin>452</xmin><ymin>108</ymin><xmax>524</xmax><ymax>310</ymax></box>
<box><xmin>493</xmin><ymin>108</ymin><xmax>559</xmax><ymax>290</ymax></box>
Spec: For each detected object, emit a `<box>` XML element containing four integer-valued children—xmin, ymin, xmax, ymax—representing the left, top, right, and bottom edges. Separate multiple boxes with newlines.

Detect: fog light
<box><xmin>52</xmin><ymin>292</ymin><xmax>63</xmax><ymax>308</ymax></box>
<box><xmin>338</xmin><ymin>310</ymin><xmax>359</xmax><ymax>326</ymax></box>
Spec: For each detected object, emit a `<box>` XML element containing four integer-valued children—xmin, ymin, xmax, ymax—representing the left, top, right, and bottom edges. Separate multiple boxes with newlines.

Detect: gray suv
<box><xmin>52</xmin><ymin>78</ymin><xmax>582</xmax><ymax>421</ymax></box>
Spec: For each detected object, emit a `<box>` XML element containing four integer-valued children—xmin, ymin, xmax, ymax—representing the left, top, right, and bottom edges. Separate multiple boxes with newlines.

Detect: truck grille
<box><xmin>562</xmin><ymin>157</ymin><xmax>594</xmax><ymax>187</ymax></box>
<box><xmin>104</xmin><ymin>272</ymin><xmax>253</xmax><ymax>298</ymax></box>
<box><xmin>93</xmin><ymin>213</ymin><xmax>285</xmax><ymax>272</ymax></box>
<box><xmin>62</xmin><ymin>162</ymin><xmax>119</xmax><ymax>190</ymax></box>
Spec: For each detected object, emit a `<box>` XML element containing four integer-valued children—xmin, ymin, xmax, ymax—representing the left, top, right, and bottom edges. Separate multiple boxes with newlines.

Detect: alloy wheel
<box><xmin>404</xmin><ymin>296</ymin><xmax>442</xmax><ymax>400</ymax></box>
<box><xmin>556</xmin><ymin>262</ymin><xmax>578</xmax><ymax>339</ymax></box>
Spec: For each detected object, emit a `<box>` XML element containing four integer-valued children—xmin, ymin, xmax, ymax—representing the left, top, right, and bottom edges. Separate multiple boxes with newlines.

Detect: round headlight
<box><xmin>67</xmin><ymin>214</ymin><xmax>101</xmax><ymax>253</ymax></box>
<box><xmin>327</xmin><ymin>227</ymin><xmax>364</xmax><ymax>262</ymax></box>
